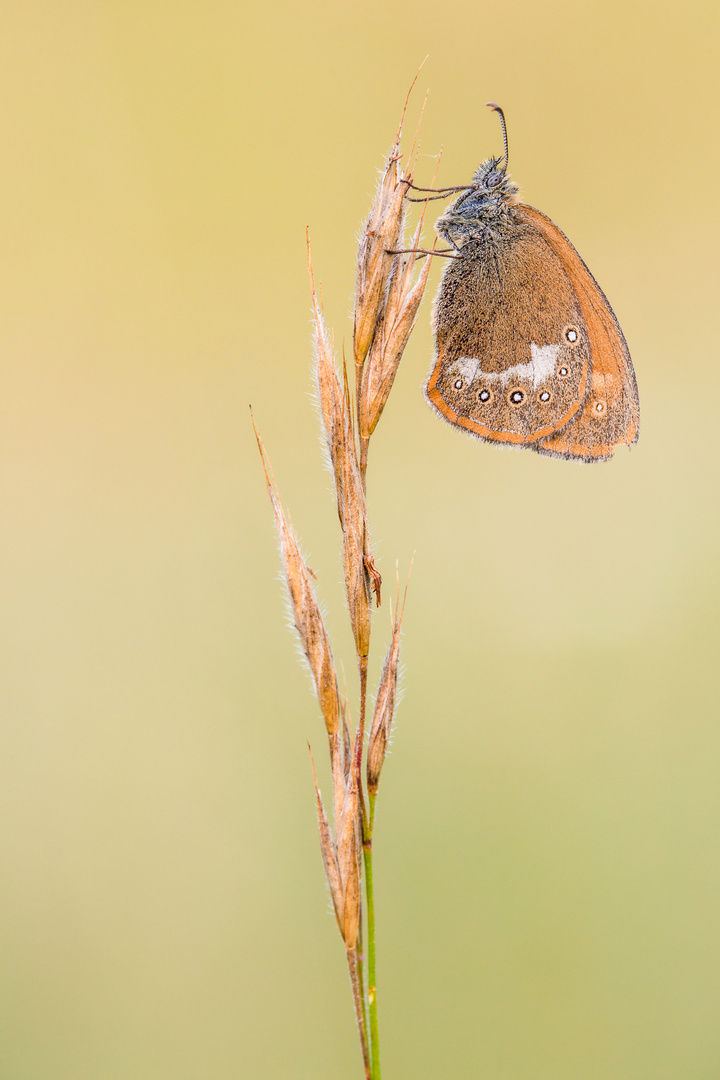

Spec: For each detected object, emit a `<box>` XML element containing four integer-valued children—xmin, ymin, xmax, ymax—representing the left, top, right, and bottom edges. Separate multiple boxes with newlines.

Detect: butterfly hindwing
<box><xmin>517</xmin><ymin>206</ymin><xmax>640</xmax><ymax>461</ymax></box>
<box><xmin>426</xmin><ymin>218</ymin><xmax>591</xmax><ymax>445</ymax></box>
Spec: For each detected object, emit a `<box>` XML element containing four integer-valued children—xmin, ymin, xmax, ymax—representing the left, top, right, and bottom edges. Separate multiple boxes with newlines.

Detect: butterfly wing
<box><xmin>517</xmin><ymin>205</ymin><xmax>640</xmax><ymax>461</ymax></box>
<box><xmin>426</xmin><ymin>220</ymin><xmax>591</xmax><ymax>445</ymax></box>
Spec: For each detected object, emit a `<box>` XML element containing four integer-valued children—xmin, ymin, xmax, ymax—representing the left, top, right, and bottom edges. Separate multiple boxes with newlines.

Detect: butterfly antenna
<box><xmin>486</xmin><ymin>102</ymin><xmax>509</xmax><ymax>173</ymax></box>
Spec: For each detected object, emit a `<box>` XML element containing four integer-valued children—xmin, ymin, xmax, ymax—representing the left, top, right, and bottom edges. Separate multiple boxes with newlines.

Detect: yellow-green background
<box><xmin>1</xmin><ymin>2</ymin><xmax>718</xmax><ymax>1077</ymax></box>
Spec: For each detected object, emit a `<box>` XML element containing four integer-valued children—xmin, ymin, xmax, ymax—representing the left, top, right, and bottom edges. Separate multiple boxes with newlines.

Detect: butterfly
<box><xmin>425</xmin><ymin>104</ymin><xmax>639</xmax><ymax>462</ymax></box>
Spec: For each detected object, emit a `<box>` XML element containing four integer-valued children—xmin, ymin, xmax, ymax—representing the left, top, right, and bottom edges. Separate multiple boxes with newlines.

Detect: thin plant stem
<box><xmin>358</xmin><ymin>656</ymin><xmax>369</xmax><ymax>732</ymax></box>
<box><xmin>359</xmin><ymin>435</ymin><xmax>370</xmax><ymax>486</ymax></box>
<box><xmin>355</xmin><ymin>905</ymin><xmax>369</xmax><ymax>1050</ymax></box>
<box><xmin>355</xmin><ymin>364</ymin><xmax>366</xmax><ymax>445</ymax></box>
<box><xmin>356</xmin><ymin>322</ymin><xmax>377</xmax><ymax>1076</ymax></box>
<box><xmin>364</xmin><ymin>792</ymin><xmax>380</xmax><ymax>1079</ymax></box>
<box><xmin>356</xmin><ymin>654</ymin><xmax>369</xmax><ymax>823</ymax></box>
<box><xmin>347</xmin><ymin>946</ymin><xmax>371</xmax><ymax>1080</ymax></box>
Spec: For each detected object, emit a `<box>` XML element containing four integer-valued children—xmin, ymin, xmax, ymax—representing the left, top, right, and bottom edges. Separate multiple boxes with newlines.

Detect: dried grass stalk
<box><xmin>358</xmin><ymin>218</ymin><xmax>434</xmax><ymax>440</ymax></box>
<box><xmin>310</xmin><ymin>749</ymin><xmax>361</xmax><ymax>948</ymax></box>
<box><xmin>252</xmin><ymin>414</ymin><xmax>341</xmax><ymax>743</ymax></box>
<box><xmin>257</xmin><ymin>78</ymin><xmax>432</xmax><ymax>1080</ymax></box>
<box><xmin>353</xmin><ymin>138</ymin><xmax>407</xmax><ymax>388</ymax></box>
<box><xmin>309</xmin><ymin>243</ymin><xmax>372</xmax><ymax>665</ymax></box>
<box><xmin>367</xmin><ymin>585</ymin><xmax>407</xmax><ymax>795</ymax></box>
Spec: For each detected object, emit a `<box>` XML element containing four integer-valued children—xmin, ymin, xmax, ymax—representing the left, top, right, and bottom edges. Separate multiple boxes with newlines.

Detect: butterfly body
<box><xmin>426</xmin><ymin>144</ymin><xmax>639</xmax><ymax>462</ymax></box>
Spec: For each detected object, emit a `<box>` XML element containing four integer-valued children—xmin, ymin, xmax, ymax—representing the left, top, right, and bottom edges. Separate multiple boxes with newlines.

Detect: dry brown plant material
<box><xmin>353</xmin><ymin>133</ymin><xmax>407</xmax><ymax>390</ymax></box>
<box><xmin>253</xmin><ymin>415</ymin><xmax>340</xmax><ymax>742</ymax></box>
<box><xmin>255</xmin><ymin>80</ymin><xmax>433</xmax><ymax>1080</ymax></box>
<box><xmin>367</xmin><ymin>585</ymin><xmax>407</xmax><ymax>796</ymax></box>
<box><xmin>309</xmin><ymin>246</ymin><xmax>372</xmax><ymax>667</ymax></box>
<box><xmin>310</xmin><ymin>748</ymin><xmax>361</xmax><ymax>948</ymax></box>
<box><xmin>358</xmin><ymin>219</ymin><xmax>433</xmax><ymax>443</ymax></box>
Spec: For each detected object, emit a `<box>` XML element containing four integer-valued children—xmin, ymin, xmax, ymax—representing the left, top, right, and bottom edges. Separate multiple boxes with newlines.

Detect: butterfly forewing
<box><xmin>427</xmin><ymin>223</ymin><xmax>591</xmax><ymax>445</ymax></box>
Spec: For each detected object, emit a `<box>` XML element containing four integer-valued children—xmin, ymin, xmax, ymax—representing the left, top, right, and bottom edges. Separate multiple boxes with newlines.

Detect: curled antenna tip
<box><xmin>485</xmin><ymin>102</ymin><xmax>509</xmax><ymax>171</ymax></box>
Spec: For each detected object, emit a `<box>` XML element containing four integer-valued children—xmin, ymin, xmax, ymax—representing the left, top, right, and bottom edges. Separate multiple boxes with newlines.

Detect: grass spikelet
<box><xmin>367</xmin><ymin>580</ymin><xmax>408</xmax><ymax>797</ymax></box>
<box><xmin>359</xmin><ymin>217</ymin><xmax>434</xmax><ymax>444</ymax></box>
<box><xmin>308</xmin><ymin>239</ymin><xmax>372</xmax><ymax>667</ymax></box>
<box><xmin>252</xmin><ymin>412</ymin><xmax>341</xmax><ymax>743</ymax></box>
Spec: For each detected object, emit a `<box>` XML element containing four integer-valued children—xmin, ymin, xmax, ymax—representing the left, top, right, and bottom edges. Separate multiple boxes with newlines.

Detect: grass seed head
<box><xmin>310</xmin><ymin>747</ymin><xmax>361</xmax><ymax>950</ymax></box>
<box><xmin>353</xmin><ymin>152</ymin><xmax>406</xmax><ymax>381</ymax></box>
<box><xmin>335</xmin><ymin>769</ymin><xmax>362</xmax><ymax>949</ymax></box>
<box><xmin>310</xmin><ymin>749</ymin><xmax>344</xmax><ymax>925</ymax></box>
<box><xmin>367</xmin><ymin>586</ymin><xmax>407</xmax><ymax>794</ymax></box>
<box><xmin>308</xmin><ymin>246</ymin><xmax>373</xmax><ymax>662</ymax></box>
<box><xmin>253</xmin><ymin>415</ymin><xmax>340</xmax><ymax>738</ymax></box>
<box><xmin>358</xmin><ymin>218</ymin><xmax>433</xmax><ymax>439</ymax></box>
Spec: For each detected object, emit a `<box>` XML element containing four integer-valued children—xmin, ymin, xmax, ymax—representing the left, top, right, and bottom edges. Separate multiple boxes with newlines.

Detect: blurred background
<box><xmin>1</xmin><ymin>1</ymin><xmax>718</xmax><ymax>1077</ymax></box>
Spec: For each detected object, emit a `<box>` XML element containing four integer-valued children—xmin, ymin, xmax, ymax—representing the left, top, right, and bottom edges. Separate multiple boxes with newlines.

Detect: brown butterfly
<box><xmin>425</xmin><ymin>104</ymin><xmax>639</xmax><ymax>462</ymax></box>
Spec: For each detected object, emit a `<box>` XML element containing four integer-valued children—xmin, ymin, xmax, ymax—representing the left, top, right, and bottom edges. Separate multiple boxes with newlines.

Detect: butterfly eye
<box><xmin>453</xmin><ymin>379</ymin><xmax>464</xmax><ymax>390</ymax></box>
<box><xmin>564</xmin><ymin>326</ymin><xmax>579</xmax><ymax>344</ymax></box>
<box><xmin>593</xmin><ymin>400</ymin><xmax>606</xmax><ymax>415</ymax></box>
<box><xmin>538</xmin><ymin>390</ymin><xmax>552</xmax><ymax>403</ymax></box>
<box><xmin>557</xmin><ymin>365</ymin><xmax>570</xmax><ymax>379</ymax></box>
<box><xmin>508</xmin><ymin>388</ymin><xmax>526</xmax><ymax>406</ymax></box>
<box><xmin>478</xmin><ymin>388</ymin><xmax>492</xmax><ymax>403</ymax></box>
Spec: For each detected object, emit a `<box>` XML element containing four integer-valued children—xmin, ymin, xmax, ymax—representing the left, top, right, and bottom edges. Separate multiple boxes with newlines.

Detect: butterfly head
<box><xmin>435</xmin><ymin>157</ymin><xmax>519</xmax><ymax>246</ymax></box>
<box><xmin>470</xmin><ymin>156</ymin><xmax>519</xmax><ymax>200</ymax></box>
